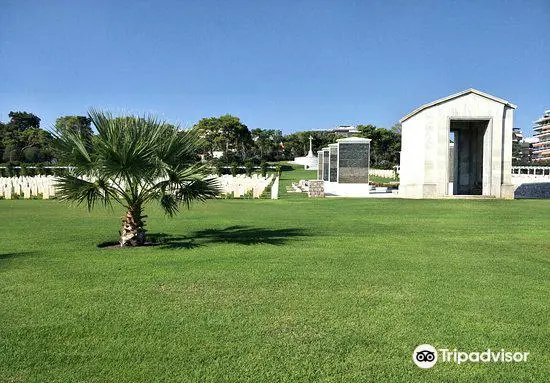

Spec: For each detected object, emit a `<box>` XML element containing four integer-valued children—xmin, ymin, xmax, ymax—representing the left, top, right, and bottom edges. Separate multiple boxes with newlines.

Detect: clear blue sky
<box><xmin>1</xmin><ymin>0</ymin><xmax>548</xmax><ymax>136</ymax></box>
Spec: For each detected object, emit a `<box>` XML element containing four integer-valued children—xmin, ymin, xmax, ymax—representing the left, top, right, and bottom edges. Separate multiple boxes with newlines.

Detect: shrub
<box><xmin>370</xmin><ymin>181</ymin><xmax>398</xmax><ymax>189</ymax></box>
<box><xmin>245</xmin><ymin>161</ymin><xmax>254</xmax><ymax>177</ymax></box>
<box><xmin>243</xmin><ymin>189</ymin><xmax>253</xmax><ymax>199</ymax></box>
<box><xmin>23</xmin><ymin>147</ymin><xmax>41</xmax><ymax>163</ymax></box>
<box><xmin>35</xmin><ymin>163</ymin><xmax>44</xmax><ymax>176</ymax></box>
<box><xmin>43</xmin><ymin>166</ymin><xmax>53</xmax><ymax>176</ymax></box>
<box><xmin>5</xmin><ymin>163</ymin><xmax>14</xmax><ymax>177</ymax></box>
<box><xmin>215</xmin><ymin>162</ymin><xmax>224</xmax><ymax>177</ymax></box>
<box><xmin>53</xmin><ymin>167</ymin><xmax>67</xmax><ymax>177</ymax></box>
<box><xmin>231</xmin><ymin>163</ymin><xmax>238</xmax><ymax>177</ymax></box>
<box><xmin>260</xmin><ymin>162</ymin><xmax>268</xmax><ymax>177</ymax></box>
<box><xmin>279</xmin><ymin>164</ymin><xmax>293</xmax><ymax>171</ymax></box>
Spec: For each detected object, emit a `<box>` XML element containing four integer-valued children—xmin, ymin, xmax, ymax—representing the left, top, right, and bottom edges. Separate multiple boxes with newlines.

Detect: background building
<box><xmin>532</xmin><ymin>110</ymin><xmax>550</xmax><ymax>162</ymax></box>
<box><xmin>312</xmin><ymin>125</ymin><xmax>359</xmax><ymax>137</ymax></box>
<box><xmin>512</xmin><ymin>127</ymin><xmax>535</xmax><ymax>164</ymax></box>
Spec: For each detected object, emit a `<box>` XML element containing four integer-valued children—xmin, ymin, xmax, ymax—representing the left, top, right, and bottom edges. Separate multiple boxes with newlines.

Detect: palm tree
<box><xmin>55</xmin><ymin>110</ymin><xmax>219</xmax><ymax>246</ymax></box>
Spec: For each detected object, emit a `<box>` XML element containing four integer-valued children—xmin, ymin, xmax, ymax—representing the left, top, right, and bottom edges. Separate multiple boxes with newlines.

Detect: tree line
<box><xmin>194</xmin><ymin>115</ymin><xmax>402</xmax><ymax>169</ymax></box>
<box><xmin>1</xmin><ymin>111</ymin><xmax>402</xmax><ymax>169</ymax></box>
<box><xmin>0</xmin><ymin>112</ymin><xmax>93</xmax><ymax>164</ymax></box>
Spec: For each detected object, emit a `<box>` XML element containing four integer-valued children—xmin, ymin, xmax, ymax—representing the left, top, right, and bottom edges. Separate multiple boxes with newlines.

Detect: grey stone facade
<box><xmin>337</xmin><ymin>141</ymin><xmax>370</xmax><ymax>184</ymax></box>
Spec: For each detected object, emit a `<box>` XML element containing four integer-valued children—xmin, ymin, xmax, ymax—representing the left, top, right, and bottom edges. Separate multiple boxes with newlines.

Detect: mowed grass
<box><xmin>278</xmin><ymin>163</ymin><xmax>316</xmax><ymax>199</ymax></box>
<box><xmin>1</xmin><ymin>195</ymin><xmax>549</xmax><ymax>382</ymax></box>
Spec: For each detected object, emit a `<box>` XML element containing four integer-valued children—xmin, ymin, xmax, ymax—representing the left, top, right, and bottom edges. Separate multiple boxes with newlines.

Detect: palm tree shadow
<box><xmin>0</xmin><ymin>251</ymin><xmax>37</xmax><ymax>260</ymax></box>
<box><xmin>149</xmin><ymin>225</ymin><xmax>308</xmax><ymax>249</ymax></box>
<box><xmin>147</xmin><ymin>233</ymin><xmax>199</xmax><ymax>249</ymax></box>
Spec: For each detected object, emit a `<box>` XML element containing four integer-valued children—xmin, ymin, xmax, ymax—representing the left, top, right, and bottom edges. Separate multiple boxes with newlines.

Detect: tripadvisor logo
<box><xmin>413</xmin><ymin>344</ymin><xmax>529</xmax><ymax>369</ymax></box>
<box><xmin>413</xmin><ymin>344</ymin><xmax>437</xmax><ymax>369</ymax></box>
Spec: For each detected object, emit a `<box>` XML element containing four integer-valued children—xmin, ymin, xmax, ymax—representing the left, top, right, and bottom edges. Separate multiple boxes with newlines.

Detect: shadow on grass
<box><xmin>146</xmin><ymin>233</ymin><xmax>199</xmax><ymax>250</ymax></box>
<box><xmin>149</xmin><ymin>225</ymin><xmax>308</xmax><ymax>249</ymax></box>
<box><xmin>97</xmin><ymin>236</ymin><xmax>197</xmax><ymax>249</ymax></box>
<box><xmin>0</xmin><ymin>251</ymin><xmax>37</xmax><ymax>260</ymax></box>
<box><xmin>97</xmin><ymin>225</ymin><xmax>308</xmax><ymax>250</ymax></box>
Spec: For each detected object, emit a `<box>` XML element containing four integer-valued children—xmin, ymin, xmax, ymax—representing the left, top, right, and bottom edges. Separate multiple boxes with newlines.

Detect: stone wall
<box><xmin>308</xmin><ymin>180</ymin><xmax>325</xmax><ymax>198</ymax></box>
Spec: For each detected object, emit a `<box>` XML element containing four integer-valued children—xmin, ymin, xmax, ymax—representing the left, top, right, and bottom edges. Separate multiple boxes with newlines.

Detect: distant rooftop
<box><xmin>534</xmin><ymin>110</ymin><xmax>550</xmax><ymax>124</ymax></box>
<box><xmin>524</xmin><ymin>137</ymin><xmax>539</xmax><ymax>144</ymax></box>
<box><xmin>311</xmin><ymin>125</ymin><xmax>359</xmax><ymax>133</ymax></box>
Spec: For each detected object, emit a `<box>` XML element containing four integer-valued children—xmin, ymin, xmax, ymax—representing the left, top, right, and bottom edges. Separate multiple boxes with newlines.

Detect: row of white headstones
<box><xmin>0</xmin><ymin>174</ymin><xmax>278</xmax><ymax>200</ymax></box>
<box><xmin>0</xmin><ymin>176</ymin><xmax>57</xmax><ymax>199</ymax></box>
<box><xmin>212</xmin><ymin>174</ymin><xmax>277</xmax><ymax>198</ymax></box>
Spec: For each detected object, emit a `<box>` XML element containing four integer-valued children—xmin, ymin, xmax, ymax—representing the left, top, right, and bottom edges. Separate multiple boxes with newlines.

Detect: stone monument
<box><xmin>399</xmin><ymin>88</ymin><xmax>516</xmax><ymax>199</ymax></box>
<box><xmin>319</xmin><ymin>137</ymin><xmax>372</xmax><ymax>197</ymax></box>
<box><xmin>292</xmin><ymin>135</ymin><xmax>318</xmax><ymax>170</ymax></box>
<box><xmin>337</xmin><ymin>137</ymin><xmax>370</xmax><ymax>184</ymax></box>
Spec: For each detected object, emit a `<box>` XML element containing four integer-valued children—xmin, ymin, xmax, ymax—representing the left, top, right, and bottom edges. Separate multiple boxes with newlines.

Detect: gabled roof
<box><xmin>400</xmin><ymin>88</ymin><xmax>517</xmax><ymax>123</ymax></box>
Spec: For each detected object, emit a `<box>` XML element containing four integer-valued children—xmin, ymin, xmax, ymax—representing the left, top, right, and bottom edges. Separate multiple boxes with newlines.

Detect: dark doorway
<box><xmin>450</xmin><ymin>120</ymin><xmax>488</xmax><ymax>195</ymax></box>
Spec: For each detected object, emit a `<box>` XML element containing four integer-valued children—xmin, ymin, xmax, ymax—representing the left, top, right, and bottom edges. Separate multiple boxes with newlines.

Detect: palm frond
<box><xmin>56</xmin><ymin>109</ymin><xmax>218</xmax><ymax>222</ymax></box>
<box><xmin>53</xmin><ymin>126</ymin><xmax>95</xmax><ymax>175</ymax></box>
<box><xmin>174</xmin><ymin>177</ymin><xmax>221</xmax><ymax>209</ymax></box>
<box><xmin>55</xmin><ymin>175</ymin><xmax>117</xmax><ymax>211</ymax></box>
<box><xmin>158</xmin><ymin>127</ymin><xmax>203</xmax><ymax>168</ymax></box>
<box><xmin>159</xmin><ymin>194</ymin><xmax>179</xmax><ymax>217</ymax></box>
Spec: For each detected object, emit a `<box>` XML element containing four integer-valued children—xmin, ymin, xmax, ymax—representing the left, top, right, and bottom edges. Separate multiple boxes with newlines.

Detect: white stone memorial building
<box><xmin>399</xmin><ymin>88</ymin><xmax>516</xmax><ymax>199</ymax></box>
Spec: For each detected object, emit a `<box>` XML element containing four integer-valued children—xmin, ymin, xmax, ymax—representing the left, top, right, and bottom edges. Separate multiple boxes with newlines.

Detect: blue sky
<box><xmin>1</xmin><ymin>0</ymin><xmax>548</xmax><ymax>136</ymax></box>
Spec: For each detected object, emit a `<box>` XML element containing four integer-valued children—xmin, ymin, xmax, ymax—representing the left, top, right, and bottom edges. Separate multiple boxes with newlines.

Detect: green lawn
<box><xmin>278</xmin><ymin>163</ymin><xmax>317</xmax><ymax>199</ymax></box>
<box><xmin>1</xmin><ymin>195</ymin><xmax>549</xmax><ymax>381</ymax></box>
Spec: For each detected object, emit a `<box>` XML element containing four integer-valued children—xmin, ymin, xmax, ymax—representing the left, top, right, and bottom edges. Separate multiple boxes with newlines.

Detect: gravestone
<box><xmin>337</xmin><ymin>137</ymin><xmax>371</xmax><ymax>184</ymax></box>
<box><xmin>271</xmin><ymin>176</ymin><xmax>279</xmax><ymax>199</ymax></box>
<box><xmin>252</xmin><ymin>186</ymin><xmax>262</xmax><ymax>199</ymax></box>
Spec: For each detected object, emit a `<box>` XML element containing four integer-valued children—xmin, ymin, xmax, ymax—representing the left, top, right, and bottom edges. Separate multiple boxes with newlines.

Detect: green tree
<box><xmin>55</xmin><ymin>110</ymin><xmax>220</xmax><ymax>247</ymax></box>
<box><xmin>55</xmin><ymin>116</ymin><xmax>93</xmax><ymax>143</ymax></box>
<box><xmin>281</xmin><ymin>131</ymin><xmax>339</xmax><ymax>160</ymax></box>
<box><xmin>2</xmin><ymin>144</ymin><xmax>20</xmax><ymax>162</ymax></box>
<box><xmin>8</xmin><ymin>111</ymin><xmax>41</xmax><ymax>131</ymax></box>
<box><xmin>357</xmin><ymin>124</ymin><xmax>401</xmax><ymax>168</ymax></box>
<box><xmin>1</xmin><ymin>111</ymin><xmax>54</xmax><ymax>163</ymax></box>
<box><xmin>281</xmin><ymin>131</ymin><xmax>309</xmax><ymax>158</ymax></box>
<box><xmin>194</xmin><ymin>115</ymin><xmax>252</xmax><ymax>161</ymax></box>
<box><xmin>251</xmin><ymin>128</ymin><xmax>283</xmax><ymax>161</ymax></box>
<box><xmin>21</xmin><ymin>128</ymin><xmax>55</xmax><ymax>161</ymax></box>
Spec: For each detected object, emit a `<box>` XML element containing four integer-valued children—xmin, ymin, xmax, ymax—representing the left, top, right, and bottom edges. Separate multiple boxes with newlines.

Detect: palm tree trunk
<box><xmin>120</xmin><ymin>205</ymin><xmax>146</xmax><ymax>246</ymax></box>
